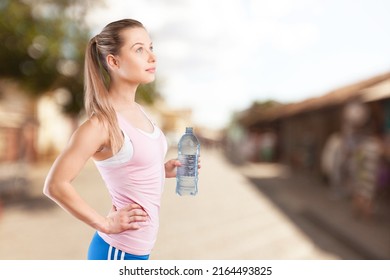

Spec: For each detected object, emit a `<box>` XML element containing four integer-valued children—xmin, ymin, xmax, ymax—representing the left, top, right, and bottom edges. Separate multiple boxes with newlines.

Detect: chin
<box><xmin>143</xmin><ymin>76</ymin><xmax>155</xmax><ymax>84</ymax></box>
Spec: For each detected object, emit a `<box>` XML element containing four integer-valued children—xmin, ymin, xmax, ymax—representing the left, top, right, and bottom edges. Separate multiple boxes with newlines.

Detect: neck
<box><xmin>109</xmin><ymin>81</ymin><xmax>139</xmax><ymax>111</ymax></box>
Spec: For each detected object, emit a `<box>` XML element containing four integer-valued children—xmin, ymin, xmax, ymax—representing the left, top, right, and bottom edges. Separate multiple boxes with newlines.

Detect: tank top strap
<box><xmin>136</xmin><ymin>104</ymin><xmax>156</xmax><ymax>125</ymax></box>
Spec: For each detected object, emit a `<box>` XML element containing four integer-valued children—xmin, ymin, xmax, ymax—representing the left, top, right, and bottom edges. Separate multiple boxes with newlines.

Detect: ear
<box><xmin>106</xmin><ymin>54</ymin><xmax>120</xmax><ymax>70</ymax></box>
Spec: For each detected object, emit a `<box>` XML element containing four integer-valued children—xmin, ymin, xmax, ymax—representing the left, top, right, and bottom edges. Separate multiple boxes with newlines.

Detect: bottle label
<box><xmin>177</xmin><ymin>154</ymin><xmax>197</xmax><ymax>177</ymax></box>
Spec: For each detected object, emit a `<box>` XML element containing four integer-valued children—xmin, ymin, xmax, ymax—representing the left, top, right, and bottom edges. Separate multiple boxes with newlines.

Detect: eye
<box><xmin>136</xmin><ymin>47</ymin><xmax>143</xmax><ymax>53</ymax></box>
<box><xmin>149</xmin><ymin>45</ymin><xmax>154</xmax><ymax>52</ymax></box>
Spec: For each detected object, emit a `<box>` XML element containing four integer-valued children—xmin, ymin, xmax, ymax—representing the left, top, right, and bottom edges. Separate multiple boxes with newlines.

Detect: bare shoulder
<box><xmin>67</xmin><ymin>115</ymin><xmax>109</xmax><ymax>155</ymax></box>
<box><xmin>81</xmin><ymin>115</ymin><xmax>106</xmax><ymax>132</ymax></box>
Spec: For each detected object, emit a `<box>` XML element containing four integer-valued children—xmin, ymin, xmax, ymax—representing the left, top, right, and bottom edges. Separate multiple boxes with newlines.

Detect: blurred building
<box><xmin>228</xmin><ymin>70</ymin><xmax>390</xmax><ymax>224</ymax></box>
<box><xmin>0</xmin><ymin>80</ymin><xmax>38</xmax><ymax>163</ymax></box>
<box><xmin>0</xmin><ymin>80</ymin><xmax>40</xmax><ymax>199</ymax></box>
<box><xmin>234</xmin><ymin>71</ymin><xmax>390</xmax><ymax>176</ymax></box>
<box><xmin>36</xmin><ymin>91</ymin><xmax>76</xmax><ymax>161</ymax></box>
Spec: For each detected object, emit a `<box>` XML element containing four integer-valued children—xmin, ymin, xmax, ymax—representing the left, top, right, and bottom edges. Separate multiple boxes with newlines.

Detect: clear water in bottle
<box><xmin>176</xmin><ymin>127</ymin><xmax>200</xmax><ymax>196</ymax></box>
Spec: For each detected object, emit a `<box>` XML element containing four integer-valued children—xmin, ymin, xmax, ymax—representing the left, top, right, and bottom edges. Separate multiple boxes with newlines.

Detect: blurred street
<box><xmin>1</xmin><ymin>147</ymin><xmax>388</xmax><ymax>260</ymax></box>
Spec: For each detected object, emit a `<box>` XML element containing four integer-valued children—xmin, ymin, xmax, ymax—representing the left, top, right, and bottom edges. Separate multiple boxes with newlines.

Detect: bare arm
<box><xmin>43</xmin><ymin>117</ymin><xmax>147</xmax><ymax>234</ymax></box>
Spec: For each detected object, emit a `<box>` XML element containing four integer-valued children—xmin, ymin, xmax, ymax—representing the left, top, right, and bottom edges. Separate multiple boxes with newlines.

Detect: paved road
<box><xmin>0</xmin><ymin>148</ymin><xmax>353</xmax><ymax>260</ymax></box>
<box><xmin>153</xmin><ymin>149</ymin><xmax>350</xmax><ymax>260</ymax></box>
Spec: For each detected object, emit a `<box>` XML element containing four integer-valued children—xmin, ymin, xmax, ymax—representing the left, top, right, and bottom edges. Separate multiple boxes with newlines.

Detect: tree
<box><xmin>0</xmin><ymin>0</ymin><xmax>95</xmax><ymax>117</ymax></box>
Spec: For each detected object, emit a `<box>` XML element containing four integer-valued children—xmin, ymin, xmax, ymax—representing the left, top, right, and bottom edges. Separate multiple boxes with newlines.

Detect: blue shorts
<box><xmin>87</xmin><ymin>232</ymin><xmax>149</xmax><ymax>260</ymax></box>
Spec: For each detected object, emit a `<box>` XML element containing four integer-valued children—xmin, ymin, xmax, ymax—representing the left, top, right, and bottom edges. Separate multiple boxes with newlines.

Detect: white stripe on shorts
<box><xmin>107</xmin><ymin>246</ymin><xmax>113</xmax><ymax>260</ymax></box>
<box><xmin>114</xmin><ymin>248</ymin><xmax>119</xmax><ymax>260</ymax></box>
<box><xmin>107</xmin><ymin>245</ymin><xmax>126</xmax><ymax>260</ymax></box>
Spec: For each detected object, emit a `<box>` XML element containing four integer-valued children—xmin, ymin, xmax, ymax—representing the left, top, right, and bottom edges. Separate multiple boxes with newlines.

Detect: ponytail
<box><xmin>84</xmin><ymin>36</ymin><xmax>122</xmax><ymax>154</ymax></box>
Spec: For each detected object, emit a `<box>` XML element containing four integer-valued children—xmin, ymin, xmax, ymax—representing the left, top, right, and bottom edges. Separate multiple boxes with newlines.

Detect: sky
<box><xmin>85</xmin><ymin>0</ymin><xmax>390</xmax><ymax>129</ymax></box>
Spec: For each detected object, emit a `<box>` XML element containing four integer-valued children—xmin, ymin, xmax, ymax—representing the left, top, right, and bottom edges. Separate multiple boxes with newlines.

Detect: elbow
<box><xmin>43</xmin><ymin>180</ymin><xmax>52</xmax><ymax>198</ymax></box>
<box><xmin>43</xmin><ymin>179</ymin><xmax>60</xmax><ymax>200</ymax></box>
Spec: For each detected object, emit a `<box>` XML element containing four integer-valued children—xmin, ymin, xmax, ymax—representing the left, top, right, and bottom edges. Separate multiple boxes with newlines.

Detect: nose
<box><xmin>148</xmin><ymin>50</ymin><xmax>156</xmax><ymax>63</ymax></box>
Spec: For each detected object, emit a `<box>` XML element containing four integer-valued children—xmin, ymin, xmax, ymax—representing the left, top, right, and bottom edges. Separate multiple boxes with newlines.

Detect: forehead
<box><xmin>120</xmin><ymin>27</ymin><xmax>151</xmax><ymax>46</ymax></box>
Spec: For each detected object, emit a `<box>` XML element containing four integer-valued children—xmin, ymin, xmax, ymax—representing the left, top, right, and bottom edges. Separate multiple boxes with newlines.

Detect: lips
<box><xmin>146</xmin><ymin>67</ymin><xmax>156</xmax><ymax>73</ymax></box>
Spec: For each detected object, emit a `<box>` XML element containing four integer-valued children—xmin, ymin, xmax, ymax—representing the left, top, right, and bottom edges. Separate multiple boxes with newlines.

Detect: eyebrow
<box><xmin>131</xmin><ymin>42</ymin><xmax>153</xmax><ymax>48</ymax></box>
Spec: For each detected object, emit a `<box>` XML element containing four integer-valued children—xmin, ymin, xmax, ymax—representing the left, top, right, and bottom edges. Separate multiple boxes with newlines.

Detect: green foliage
<box><xmin>136</xmin><ymin>82</ymin><xmax>161</xmax><ymax>105</ymax></box>
<box><xmin>250</xmin><ymin>100</ymin><xmax>283</xmax><ymax>110</ymax></box>
<box><xmin>0</xmin><ymin>0</ymin><xmax>93</xmax><ymax>116</ymax></box>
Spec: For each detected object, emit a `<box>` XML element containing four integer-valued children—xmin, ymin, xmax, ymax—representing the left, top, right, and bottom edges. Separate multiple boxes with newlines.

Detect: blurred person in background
<box><xmin>344</xmin><ymin>102</ymin><xmax>382</xmax><ymax>220</ymax></box>
<box><xmin>351</xmin><ymin>133</ymin><xmax>382</xmax><ymax>219</ymax></box>
<box><xmin>341</xmin><ymin>101</ymin><xmax>382</xmax><ymax>219</ymax></box>
<box><xmin>321</xmin><ymin>131</ymin><xmax>343</xmax><ymax>198</ymax></box>
<box><xmin>323</xmin><ymin>101</ymin><xmax>382</xmax><ymax>219</ymax></box>
<box><xmin>43</xmin><ymin>19</ymin><xmax>188</xmax><ymax>260</ymax></box>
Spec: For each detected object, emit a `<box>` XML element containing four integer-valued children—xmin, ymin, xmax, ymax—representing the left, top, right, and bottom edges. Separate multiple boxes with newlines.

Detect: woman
<box><xmin>44</xmin><ymin>19</ymin><xmax>183</xmax><ymax>260</ymax></box>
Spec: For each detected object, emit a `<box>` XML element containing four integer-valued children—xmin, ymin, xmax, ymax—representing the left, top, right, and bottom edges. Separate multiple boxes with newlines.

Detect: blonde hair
<box><xmin>84</xmin><ymin>19</ymin><xmax>144</xmax><ymax>153</ymax></box>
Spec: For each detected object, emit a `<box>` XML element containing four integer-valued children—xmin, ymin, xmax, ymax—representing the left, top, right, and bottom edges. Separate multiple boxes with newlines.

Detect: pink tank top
<box><xmin>94</xmin><ymin>110</ymin><xmax>167</xmax><ymax>255</ymax></box>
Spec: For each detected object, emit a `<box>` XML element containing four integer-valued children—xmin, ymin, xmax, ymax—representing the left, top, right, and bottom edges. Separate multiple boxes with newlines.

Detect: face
<box><xmin>108</xmin><ymin>27</ymin><xmax>156</xmax><ymax>85</ymax></box>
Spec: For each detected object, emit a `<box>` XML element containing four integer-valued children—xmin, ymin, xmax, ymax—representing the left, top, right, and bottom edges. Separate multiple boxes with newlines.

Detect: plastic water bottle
<box><xmin>176</xmin><ymin>127</ymin><xmax>200</xmax><ymax>196</ymax></box>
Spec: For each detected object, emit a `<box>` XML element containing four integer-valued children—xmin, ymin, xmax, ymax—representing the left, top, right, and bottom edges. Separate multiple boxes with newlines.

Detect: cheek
<box><xmin>125</xmin><ymin>58</ymin><xmax>144</xmax><ymax>72</ymax></box>
<box><xmin>118</xmin><ymin>62</ymin><xmax>140</xmax><ymax>78</ymax></box>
